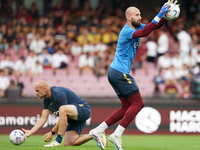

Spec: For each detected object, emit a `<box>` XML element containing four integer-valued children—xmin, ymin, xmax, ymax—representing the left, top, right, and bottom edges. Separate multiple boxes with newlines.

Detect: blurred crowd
<box><xmin>0</xmin><ymin>0</ymin><xmax>200</xmax><ymax>100</ymax></box>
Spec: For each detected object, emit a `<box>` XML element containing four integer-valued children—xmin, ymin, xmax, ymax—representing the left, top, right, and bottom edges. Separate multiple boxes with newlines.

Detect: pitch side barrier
<box><xmin>1</xmin><ymin>99</ymin><xmax>200</xmax><ymax>134</ymax></box>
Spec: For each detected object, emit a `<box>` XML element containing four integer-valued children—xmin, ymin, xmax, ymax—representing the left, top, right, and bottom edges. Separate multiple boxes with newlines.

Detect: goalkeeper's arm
<box><xmin>132</xmin><ymin>1</ymin><xmax>171</xmax><ymax>38</ymax></box>
<box><xmin>132</xmin><ymin>18</ymin><xmax>166</xmax><ymax>38</ymax></box>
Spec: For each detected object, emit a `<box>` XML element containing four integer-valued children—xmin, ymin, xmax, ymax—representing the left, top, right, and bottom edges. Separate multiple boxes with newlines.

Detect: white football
<box><xmin>164</xmin><ymin>3</ymin><xmax>180</xmax><ymax>20</ymax></box>
<box><xmin>9</xmin><ymin>129</ymin><xmax>25</xmax><ymax>145</ymax></box>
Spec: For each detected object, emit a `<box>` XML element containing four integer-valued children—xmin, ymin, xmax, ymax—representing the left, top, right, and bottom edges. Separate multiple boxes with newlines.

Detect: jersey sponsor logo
<box><xmin>135</xmin><ymin>107</ymin><xmax>161</xmax><ymax>133</ymax></box>
<box><xmin>79</xmin><ymin>104</ymin><xmax>84</xmax><ymax>107</ymax></box>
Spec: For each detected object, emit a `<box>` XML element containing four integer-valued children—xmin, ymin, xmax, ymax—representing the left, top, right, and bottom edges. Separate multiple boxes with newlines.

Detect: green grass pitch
<box><xmin>1</xmin><ymin>134</ymin><xmax>200</xmax><ymax>150</ymax></box>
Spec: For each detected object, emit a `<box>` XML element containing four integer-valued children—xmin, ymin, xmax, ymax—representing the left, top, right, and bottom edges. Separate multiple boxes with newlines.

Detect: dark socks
<box><xmin>55</xmin><ymin>134</ymin><xmax>63</xmax><ymax>143</ymax></box>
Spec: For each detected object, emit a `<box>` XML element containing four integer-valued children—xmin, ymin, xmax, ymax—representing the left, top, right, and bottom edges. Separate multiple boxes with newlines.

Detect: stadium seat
<box><xmin>18</xmin><ymin>48</ymin><xmax>29</xmax><ymax>58</ymax></box>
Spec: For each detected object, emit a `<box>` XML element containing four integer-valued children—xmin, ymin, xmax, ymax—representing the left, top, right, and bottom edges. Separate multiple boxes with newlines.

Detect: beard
<box><xmin>131</xmin><ymin>18</ymin><xmax>141</xmax><ymax>28</ymax></box>
<box><xmin>37</xmin><ymin>91</ymin><xmax>47</xmax><ymax>99</ymax></box>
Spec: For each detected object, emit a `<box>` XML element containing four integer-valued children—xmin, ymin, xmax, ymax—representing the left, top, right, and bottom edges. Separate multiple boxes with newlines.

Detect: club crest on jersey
<box><xmin>134</xmin><ymin>42</ymin><xmax>139</xmax><ymax>48</ymax></box>
<box><xmin>79</xmin><ymin>104</ymin><xmax>84</xmax><ymax>107</ymax></box>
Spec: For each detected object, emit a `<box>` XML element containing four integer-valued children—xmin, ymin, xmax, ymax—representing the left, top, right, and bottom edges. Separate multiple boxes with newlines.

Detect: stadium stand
<box><xmin>0</xmin><ymin>0</ymin><xmax>199</xmax><ymax>99</ymax></box>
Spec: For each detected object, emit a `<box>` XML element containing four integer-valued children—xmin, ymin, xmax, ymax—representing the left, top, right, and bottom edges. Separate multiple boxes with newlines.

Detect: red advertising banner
<box><xmin>1</xmin><ymin>103</ymin><xmax>200</xmax><ymax>135</ymax></box>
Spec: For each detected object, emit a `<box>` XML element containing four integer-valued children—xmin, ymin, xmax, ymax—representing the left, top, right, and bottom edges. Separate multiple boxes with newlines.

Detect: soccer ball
<box><xmin>9</xmin><ymin>129</ymin><xmax>25</xmax><ymax>145</ymax></box>
<box><xmin>164</xmin><ymin>3</ymin><xmax>180</xmax><ymax>20</ymax></box>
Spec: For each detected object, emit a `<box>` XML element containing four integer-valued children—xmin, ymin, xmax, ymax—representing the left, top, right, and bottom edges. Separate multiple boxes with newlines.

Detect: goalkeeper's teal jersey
<box><xmin>110</xmin><ymin>23</ymin><xmax>145</xmax><ymax>74</ymax></box>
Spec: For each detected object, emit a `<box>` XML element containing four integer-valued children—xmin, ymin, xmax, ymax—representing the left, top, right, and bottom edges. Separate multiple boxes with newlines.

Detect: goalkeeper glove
<box><xmin>152</xmin><ymin>1</ymin><xmax>171</xmax><ymax>24</ymax></box>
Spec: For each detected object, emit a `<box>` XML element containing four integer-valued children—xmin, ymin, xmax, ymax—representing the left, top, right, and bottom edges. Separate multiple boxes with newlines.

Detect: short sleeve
<box><xmin>43</xmin><ymin>98</ymin><xmax>48</xmax><ymax>109</ymax></box>
<box><xmin>56</xmin><ymin>91</ymin><xmax>68</xmax><ymax>107</ymax></box>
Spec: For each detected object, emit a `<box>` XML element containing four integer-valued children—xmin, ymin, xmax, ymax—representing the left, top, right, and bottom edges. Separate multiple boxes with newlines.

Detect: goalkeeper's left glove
<box><xmin>165</xmin><ymin>0</ymin><xmax>180</xmax><ymax>7</ymax></box>
<box><xmin>152</xmin><ymin>0</ymin><xmax>171</xmax><ymax>24</ymax></box>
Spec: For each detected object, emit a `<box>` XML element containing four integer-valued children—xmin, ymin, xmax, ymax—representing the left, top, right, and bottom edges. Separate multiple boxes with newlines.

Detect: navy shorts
<box><xmin>66</xmin><ymin>102</ymin><xmax>91</xmax><ymax>135</ymax></box>
<box><xmin>108</xmin><ymin>67</ymin><xmax>139</xmax><ymax>98</ymax></box>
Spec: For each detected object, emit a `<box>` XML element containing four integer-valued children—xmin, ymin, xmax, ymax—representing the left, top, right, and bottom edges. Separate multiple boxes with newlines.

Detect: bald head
<box><xmin>35</xmin><ymin>80</ymin><xmax>50</xmax><ymax>99</ymax></box>
<box><xmin>36</xmin><ymin>80</ymin><xmax>50</xmax><ymax>89</ymax></box>
<box><xmin>125</xmin><ymin>6</ymin><xmax>142</xmax><ymax>28</ymax></box>
<box><xmin>125</xmin><ymin>7</ymin><xmax>139</xmax><ymax>19</ymax></box>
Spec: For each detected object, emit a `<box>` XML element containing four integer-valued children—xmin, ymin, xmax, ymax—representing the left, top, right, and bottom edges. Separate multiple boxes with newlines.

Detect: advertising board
<box><xmin>1</xmin><ymin>103</ymin><xmax>200</xmax><ymax>134</ymax></box>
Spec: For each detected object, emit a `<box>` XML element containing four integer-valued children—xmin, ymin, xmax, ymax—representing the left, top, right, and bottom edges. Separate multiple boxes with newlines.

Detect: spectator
<box><xmin>164</xmin><ymin>79</ymin><xmax>179</xmax><ymax>98</ymax></box>
<box><xmin>95</xmin><ymin>1</ymin><xmax>107</xmax><ymax>19</ymax></box>
<box><xmin>29</xmin><ymin>32</ymin><xmax>46</xmax><ymax>54</ymax></box>
<box><xmin>95</xmin><ymin>41</ymin><xmax>107</xmax><ymax>53</ymax></box>
<box><xmin>177</xmin><ymin>23</ymin><xmax>192</xmax><ymax>59</ymax></box>
<box><xmin>3</xmin><ymin>80</ymin><xmax>21</xmax><ymax>102</ymax></box>
<box><xmin>19</xmin><ymin>17</ymin><xmax>30</xmax><ymax>34</ymax></box>
<box><xmin>3</xmin><ymin>28</ymin><xmax>16</xmax><ymax>50</ymax></box>
<box><xmin>182</xmin><ymin>0</ymin><xmax>200</xmax><ymax>25</ymax></box>
<box><xmin>134</xmin><ymin>37</ymin><xmax>147</xmax><ymax>70</ymax></box>
<box><xmin>54</xmin><ymin>25</ymin><xmax>66</xmax><ymax>44</ymax></box>
<box><xmin>28</xmin><ymin>3</ymin><xmax>39</xmax><ymax>20</ymax></box>
<box><xmin>78</xmin><ymin>52</ymin><xmax>94</xmax><ymax>75</ymax></box>
<box><xmin>82</xmin><ymin>42</ymin><xmax>95</xmax><ymax>53</ymax></box>
<box><xmin>77</xmin><ymin>27</ymin><xmax>93</xmax><ymax>46</ymax></box>
<box><xmin>153</xmin><ymin>85</ymin><xmax>162</xmax><ymax>98</ymax></box>
<box><xmin>179</xmin><ymin>64</ymin><xmax>190</xmax><ymax>79</ymax></box>
<box><xmin>9</xmin><ymin>19</ymin><xmax>17</xmax><ymax>32</ymax></box>
<box><xmin>195</xmin><ymin>51</ymin><xmax>200</xmax><ymax>64</ymax></box>
<box><xmin>94</xmin><ymin>51</ymin><xmax>106</xmax><ymax>77</ymax></box>
<box><xmin>13</xmin><ymin>56</ymin><xmax>28</xmax><ymax>82</ymax></box>
<box><xmin>171</xmin><ymin>52</ymin><xmax>183</xmax><ymax>71</ymax></box>
<box><xmin>51</xmin><ymin>49</ymin><xmax>69</xmax><ymax>75</ymax></box>
<box><xmin>157</xmin><ymin>29</ymin><xmax>169</xmax><ymax>57</ymax></box>
<box><xmin>16</xmin><ymin>31</ymin><xmax>26</xmax><ymax>50</ymax></box>
<box><xmin>25</xmin><ymin>51</ymin><xmax>38</xmax><ymax>70</ymax></box>
<box><xmin>102</xmin><ymin>25</ymin><xmax>118</xmax><ymax>45</ymax></box>
<box><xmin>70</xmin><ymin>42</ymin><xmax>82</xmax><ymax>61</ymax></box>
<box><xmin>66</xmin><ymin>26</ymin><xmax>77</xmax><ymax>42</ymax></box>
<box><xmin>89</xmin><ymin>25</ymin><xmax>101</xmax><ymax>44</ymax></box>
<box><xmin>80</xmin><ymin>0</ymin><xmax>94</xmax><ymax>23</ymax></box>
<box><xmin>0</xmin><ymin>2</ymin><xmax>13</xmax><ymax>19</ymax></box>
<box><xmin>157</xmin><ymin>52</ymin><xmax>171</xmax><ymax>73</ymax></box>
<box><xmin>0</xmin><ymin>54</ymin><xmax>15</xmax><ymax>76</ymax></box>
<box><xmin>16</xmin><ymin>6</ymin><xmax>32</xmax><ymax>23</ymax></box>
<box><xmin>37</xmin><ymin>48</ymin><xmax>52</xmax><ymax>68</ymax></box>
<box><xmin>65</xmin><ymin>1</ymin><xmax>79</xmax><ymax>21</ymax></box>
<box><xmin>191</xmin><ymin>34</ymin><xmax>199</xmax><ymax>57</ymax></box>
<box><xmin>43</xmin><ymin>28</ymin><xmax>55</xmax><ymax>50</ymax></box>
<box><xmin>51</xmin><ymin>1</ymin><xmax>65</xmax><ymax>27</ymax></box>
<box><xmin>183</xmin><ymin>51</ymin><xmax>197</xmax><ymax>69</ymax></box>
<box><xmin>28</xmin><ymin>61</ymin><xmax>43</xmax><ymax>81</ymax></box>
<box><xmin>26</xmin><ymin>27</ymin><xmax>36</xmax><ymax>48</ymax></box>
<box><xmin>164</xmin><ymin>65</ymin><xmax>180</xmax><ymax>85</ymax></box>
<box><xmin>180</xmin><ymin>76</ymin><xmax>191</xmax><ymax>99</ymax></box>
<box><xmin>0</xmin><ymin>69</ymin><xmax>10</xmax><ymax>94</ymax></box>
<box><xmin>146</xmin><ymin>37</ymin><xmax>157</xmax><ymax>65</ymax></box>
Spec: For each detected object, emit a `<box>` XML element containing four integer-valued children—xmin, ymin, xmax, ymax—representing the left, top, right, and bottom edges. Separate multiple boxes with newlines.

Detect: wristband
<box><xmin>51</xmin><ymin>130</ymin><xmax>55</xmax><ymax>135</ymax></box>
<box><xmin>152</xmin><ymin>16</ymin><xmax>161</xmax><ymax>24</ymax></box>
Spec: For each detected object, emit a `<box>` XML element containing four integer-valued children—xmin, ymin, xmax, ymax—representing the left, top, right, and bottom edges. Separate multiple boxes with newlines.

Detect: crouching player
<box><xmin>22</xmin><ymin>80</ymin><xmax>106</xmax><ymax>147</ymax></box>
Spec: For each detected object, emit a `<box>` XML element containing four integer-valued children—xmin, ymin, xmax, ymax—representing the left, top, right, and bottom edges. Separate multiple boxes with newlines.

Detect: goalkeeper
<box><xmin>89</xmin><ymin>0</ymin><xmax>179</xmax><ymax>150</ymax></box>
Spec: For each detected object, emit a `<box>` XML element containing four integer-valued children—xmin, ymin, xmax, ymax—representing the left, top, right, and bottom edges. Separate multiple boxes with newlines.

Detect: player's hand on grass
<box><xmin>43</xmin><ymin>131</ymin><xmax>53</xmax><ymax>142</ymax></box>
<box><xmin>22</xmin><ymin>128</ymin><xmax>32</xmax><ymax>140</ymax></box>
